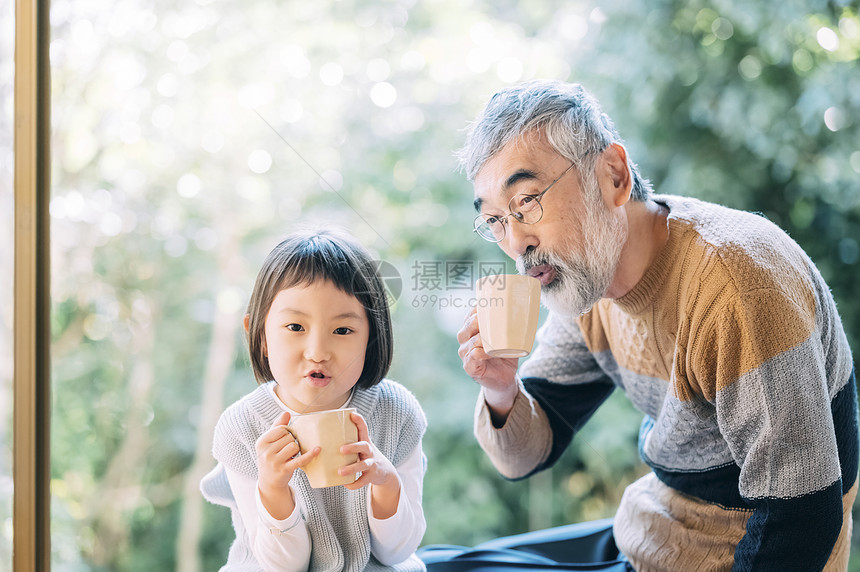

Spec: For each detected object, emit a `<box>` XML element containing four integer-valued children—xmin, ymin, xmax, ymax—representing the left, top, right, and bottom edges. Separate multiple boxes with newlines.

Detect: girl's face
<box><xmin>263</xmin><ymin>279</ymin><xmax>370</xmax><ymax>413</ymax></box>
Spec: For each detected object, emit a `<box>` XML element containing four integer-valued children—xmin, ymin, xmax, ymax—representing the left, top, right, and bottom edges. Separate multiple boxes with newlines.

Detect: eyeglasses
<box><xmin>473</xmin><ymin>162</ymin><xmax>575</xmax><ymax>243</ymax></box>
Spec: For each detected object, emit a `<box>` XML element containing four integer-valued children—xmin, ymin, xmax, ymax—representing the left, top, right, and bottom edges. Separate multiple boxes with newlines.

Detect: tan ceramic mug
<box><xmin>286</xmin><ymin>408</ymin><xmax>359</xmax><ymax>488</ymax></box>
<box><xmin>475</xmin><ymin>274</ymin><xmax>541</xmax><ymax>358</ymax></box>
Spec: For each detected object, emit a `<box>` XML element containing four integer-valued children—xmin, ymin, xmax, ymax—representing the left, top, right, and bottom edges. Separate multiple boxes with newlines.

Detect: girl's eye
<box><xmin>285</xmin><ymin>323</ymin><xmax>303</xmax><ymax>332</ymax></box>
<box><xmin>333</xmin><ymin>327</ymin><xmax>352</xmax><ymax>335</ymax></box>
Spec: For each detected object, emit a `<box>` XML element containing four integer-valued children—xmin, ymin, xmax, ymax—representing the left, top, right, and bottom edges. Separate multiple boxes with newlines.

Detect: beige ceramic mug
<box><xmin>286</xmin><ymin>408</ymin><xmax>359</xmax><ymax>488</ymax></box>
<box><xmin>475</xmin><ymin>274</ymin><xmax>541</xmax><ymax>358</ymax></box>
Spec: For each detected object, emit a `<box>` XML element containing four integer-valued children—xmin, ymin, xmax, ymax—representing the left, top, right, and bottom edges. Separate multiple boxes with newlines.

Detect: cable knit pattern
<box><xmin>475</xmin><ymin>195</ymin><xmax>858</xmax><ymax>571</ymax></box>
<box><xmin>203</xmin><ymin>379</ymin><xmax>427</xmax><ymax>572</ymax></box>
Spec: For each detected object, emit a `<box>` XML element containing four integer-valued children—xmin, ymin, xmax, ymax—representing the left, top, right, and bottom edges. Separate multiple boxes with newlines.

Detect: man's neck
<box><xmin>605</xmin><ymin>198</ymin><xmax>669</xmax><ymax>299</ymax></box>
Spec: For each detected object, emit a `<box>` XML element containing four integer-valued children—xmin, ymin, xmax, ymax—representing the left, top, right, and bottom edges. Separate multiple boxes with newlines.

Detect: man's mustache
<box><xmin>517</xmin><ymin>248</ymin><xmax>546</xmax><ymax>274</ymax></box>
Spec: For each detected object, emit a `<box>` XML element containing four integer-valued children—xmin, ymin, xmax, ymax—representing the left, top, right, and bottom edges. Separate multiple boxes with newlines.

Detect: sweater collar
<box><xmin>612</xmin><ymin>196</ymin><xmax>681</xmax><ymax>314</ymax></box>
<box><xmin>251</xmin><ymin>380</ymin><xmax>382</xmax><ymax>423</ymax></box>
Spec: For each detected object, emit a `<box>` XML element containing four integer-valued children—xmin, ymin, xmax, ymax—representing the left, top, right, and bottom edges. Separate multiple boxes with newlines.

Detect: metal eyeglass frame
<box><xmin>473</xmin><ymin>162</ymin><xmax>576</xmax><ymax>243</ymax></box>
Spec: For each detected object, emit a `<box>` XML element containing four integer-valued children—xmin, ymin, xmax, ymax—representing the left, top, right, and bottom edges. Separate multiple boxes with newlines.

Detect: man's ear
<box><xmin>600</xmin><ymin>143</ymin><xmax>633</xmax><ymax>208</ymax></box>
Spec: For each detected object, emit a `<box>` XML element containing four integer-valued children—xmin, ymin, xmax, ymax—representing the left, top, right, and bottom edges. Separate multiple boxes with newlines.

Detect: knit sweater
<box><xmin>475</xmin><ymin>195</ymin><xmax>858</xmax><ymax>571</ymax></box>
<box><xmin>203</xmin><ymin>379</ymin><xmax>427</xmax><ymax>572</ymax></box>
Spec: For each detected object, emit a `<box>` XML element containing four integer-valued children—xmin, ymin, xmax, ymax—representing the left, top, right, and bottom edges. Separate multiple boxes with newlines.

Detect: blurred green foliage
<box><xmin>0</xmin><ymin>0</ymin><xmax>857</xmax><ymax>569</ymax></box>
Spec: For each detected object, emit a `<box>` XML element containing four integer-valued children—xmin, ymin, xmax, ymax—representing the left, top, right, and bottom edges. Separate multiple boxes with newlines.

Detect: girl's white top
<box><xmin>225</xmin><ymin>383</ymin><xmax>426</xmax><ymax>571</ymax></box>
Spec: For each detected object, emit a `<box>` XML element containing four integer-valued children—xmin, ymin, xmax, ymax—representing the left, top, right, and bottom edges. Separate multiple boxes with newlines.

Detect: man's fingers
<box><xmin>459</xmin><ymin>333</ymin><xmax>489</xmax><ymax>365</ymax></box>
<box><xmin>457</xmin><ymin>330</ymin><xmax>477</xmax><ymax>358</ymax></box>
<box><xmin>463</xmin><ymin>354</ymin><xmax>488</xmax><ymax>380</ymax></box>
<box><xmin>456</xmin><ymin>309</ymin><xmax>479</xmax><ymax>344</ymax></box>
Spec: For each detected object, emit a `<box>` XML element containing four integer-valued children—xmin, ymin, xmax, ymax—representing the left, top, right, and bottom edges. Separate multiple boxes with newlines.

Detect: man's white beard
<box><xmin>517</xmin><ymin>182</ymin><xmax>627</xmax><ymax>316</ymax></box>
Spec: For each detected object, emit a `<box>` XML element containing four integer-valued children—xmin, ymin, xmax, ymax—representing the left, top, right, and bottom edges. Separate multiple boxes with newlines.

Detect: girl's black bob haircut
<box><xmin>245</xmin><ymin>228</ymin><xmax>393</xmax><ymax>390</ymax></box>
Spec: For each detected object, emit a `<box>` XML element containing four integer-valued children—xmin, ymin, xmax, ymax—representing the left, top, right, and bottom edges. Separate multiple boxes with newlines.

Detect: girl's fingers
<box><xmin>257</xmin><ymin>427</ymin><xmax>300</xmax><ymax>467</ymax></box>
<box><xmin>339</xmin><ymin>457</ymin><xmax>372</xmax><ymax>476</ymax></box>
<box><xmin>256</xmin><ymin>422</ymin><xmax>294</xmax><ymax>448</ymax></box>
<box><xmin>266</xmin><ymin>412</ymin><xmax>292</xmax><ymax>438</ymax></box>
<box><xmin>291</xmin><ymin>446</ymin><xmax>320</xmax><ymax>468</ymax></box>
<box><xmin>343</xmin><ymin>471</ymin><xmax>371</xmax><ymax>490</ymax></box>
<box><xmin>273</xmin><ymin>410</ymin><xmax>292</xmax><ymax>427</ymax></box>
<box><xmin>340</xmin><ymin>441</ymin><xmax>371</xmax><ymax>457</ymax></box>
<box><xmin>256</xmin><ymin>411</ymin><xmax>293</xmax><ymax>450</ymax></box>
<box><xmin>350</xmin><ymin>412</ymin><xmax>370</xmax><ymax>443</ymax></box>
<box><xmin>274</xmin><ymin>440</ymin><xmax>300</xmax><ymax>462</ymax></box>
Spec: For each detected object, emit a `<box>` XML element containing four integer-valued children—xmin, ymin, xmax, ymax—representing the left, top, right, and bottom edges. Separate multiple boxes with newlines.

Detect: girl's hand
<box><xmin>339</xmin><ymin>412</ymin><xmax>401</xmax><ymax>519</ymax></box>
<box><xmin>255</xmin><ymin>410</ymin><xmax>320</xmax><ymax>519</ymax></box>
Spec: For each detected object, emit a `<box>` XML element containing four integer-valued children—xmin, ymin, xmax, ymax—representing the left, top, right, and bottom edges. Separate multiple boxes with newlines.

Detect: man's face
<box><xmin>472</xmin><ymin>131</ymin><xmax>627</xmax><ymax>316</ymax></box>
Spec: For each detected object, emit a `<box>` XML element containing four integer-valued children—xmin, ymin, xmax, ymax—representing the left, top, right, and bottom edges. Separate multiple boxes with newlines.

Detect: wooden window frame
<box><xmin>14</xmin><ymin>0</ymin><xmax>52</xmax><ymax>569</ymax></box>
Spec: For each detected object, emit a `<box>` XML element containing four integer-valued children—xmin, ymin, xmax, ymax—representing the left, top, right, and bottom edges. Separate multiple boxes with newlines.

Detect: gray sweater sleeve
<box><xmin>473</xmin><ymin>311</ymin><xmax>614</xmax><ymax>480</ymax></box>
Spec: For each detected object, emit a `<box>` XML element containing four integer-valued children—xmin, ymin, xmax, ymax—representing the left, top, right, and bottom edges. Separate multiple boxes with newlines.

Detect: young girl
<box><xmin>201</xmin><ymin>229</ymin><xmax>427</xmax><ymax>571</ymax></box>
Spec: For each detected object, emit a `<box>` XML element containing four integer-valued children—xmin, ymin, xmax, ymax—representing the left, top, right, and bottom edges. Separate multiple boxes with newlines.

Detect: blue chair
<box><xmin>418</xmin><ymin>519</ymin><xmax>634</xmax><ymax>571</ymax></box>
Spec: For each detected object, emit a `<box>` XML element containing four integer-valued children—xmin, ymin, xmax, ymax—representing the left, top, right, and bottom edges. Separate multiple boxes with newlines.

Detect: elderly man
<box><xmin>456</xmin><ymin>80</ymin><xmax>857</xmax><ymax>571</ymax></box>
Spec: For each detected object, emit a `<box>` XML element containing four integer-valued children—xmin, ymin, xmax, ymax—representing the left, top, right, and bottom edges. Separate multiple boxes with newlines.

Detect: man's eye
<box><xmin>485</xmin><ymin>215</ymin><xmax>501</xmax><ymax>226</ymax></box>
<box><xmin>285</xmin><ymin>323</ymin><xmax>303</xmax><ymax>332</ymax></box>
<box><xmin>517</xmin><ymin>194</ymin><xmax>537</xmax><ymax>208</ymax></box>
<box><xmin>333</xmin><ymin>327</ymin><xmax>352</xmax><ymax>335</ymax></box>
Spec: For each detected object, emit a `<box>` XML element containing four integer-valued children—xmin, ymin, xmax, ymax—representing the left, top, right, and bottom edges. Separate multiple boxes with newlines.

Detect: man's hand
<box><xmin>457</xmin><ymin>306</ymin><xmax>520</xmax><ymax>424</ymax></box>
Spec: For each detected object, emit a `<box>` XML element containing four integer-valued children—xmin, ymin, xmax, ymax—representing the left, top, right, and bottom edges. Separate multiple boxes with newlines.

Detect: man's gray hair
<box><xmin>457</xmin><ymin>79</ymin><xmax>651</xmax><ymax>201</ymax></box>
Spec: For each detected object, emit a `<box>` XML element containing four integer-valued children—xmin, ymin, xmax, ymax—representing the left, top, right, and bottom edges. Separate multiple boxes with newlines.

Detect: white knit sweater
<box><xmin>202</xmin><ymin>379</ymin><xmax>427</xmax><ymax>571</ymax></box>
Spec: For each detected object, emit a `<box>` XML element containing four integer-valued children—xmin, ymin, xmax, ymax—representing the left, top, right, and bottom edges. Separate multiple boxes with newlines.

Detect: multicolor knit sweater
<box><xmin>474</xmin><ymin>195</ymin><xmax>858</xmax><ymax>571</ymax></box>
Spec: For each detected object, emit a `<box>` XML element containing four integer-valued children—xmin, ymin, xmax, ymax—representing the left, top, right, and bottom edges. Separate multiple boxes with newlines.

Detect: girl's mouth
<box><xmin>305</xmin><ymin>370</ymin><xmax>331</xmax><ymax>387</ymax></box>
